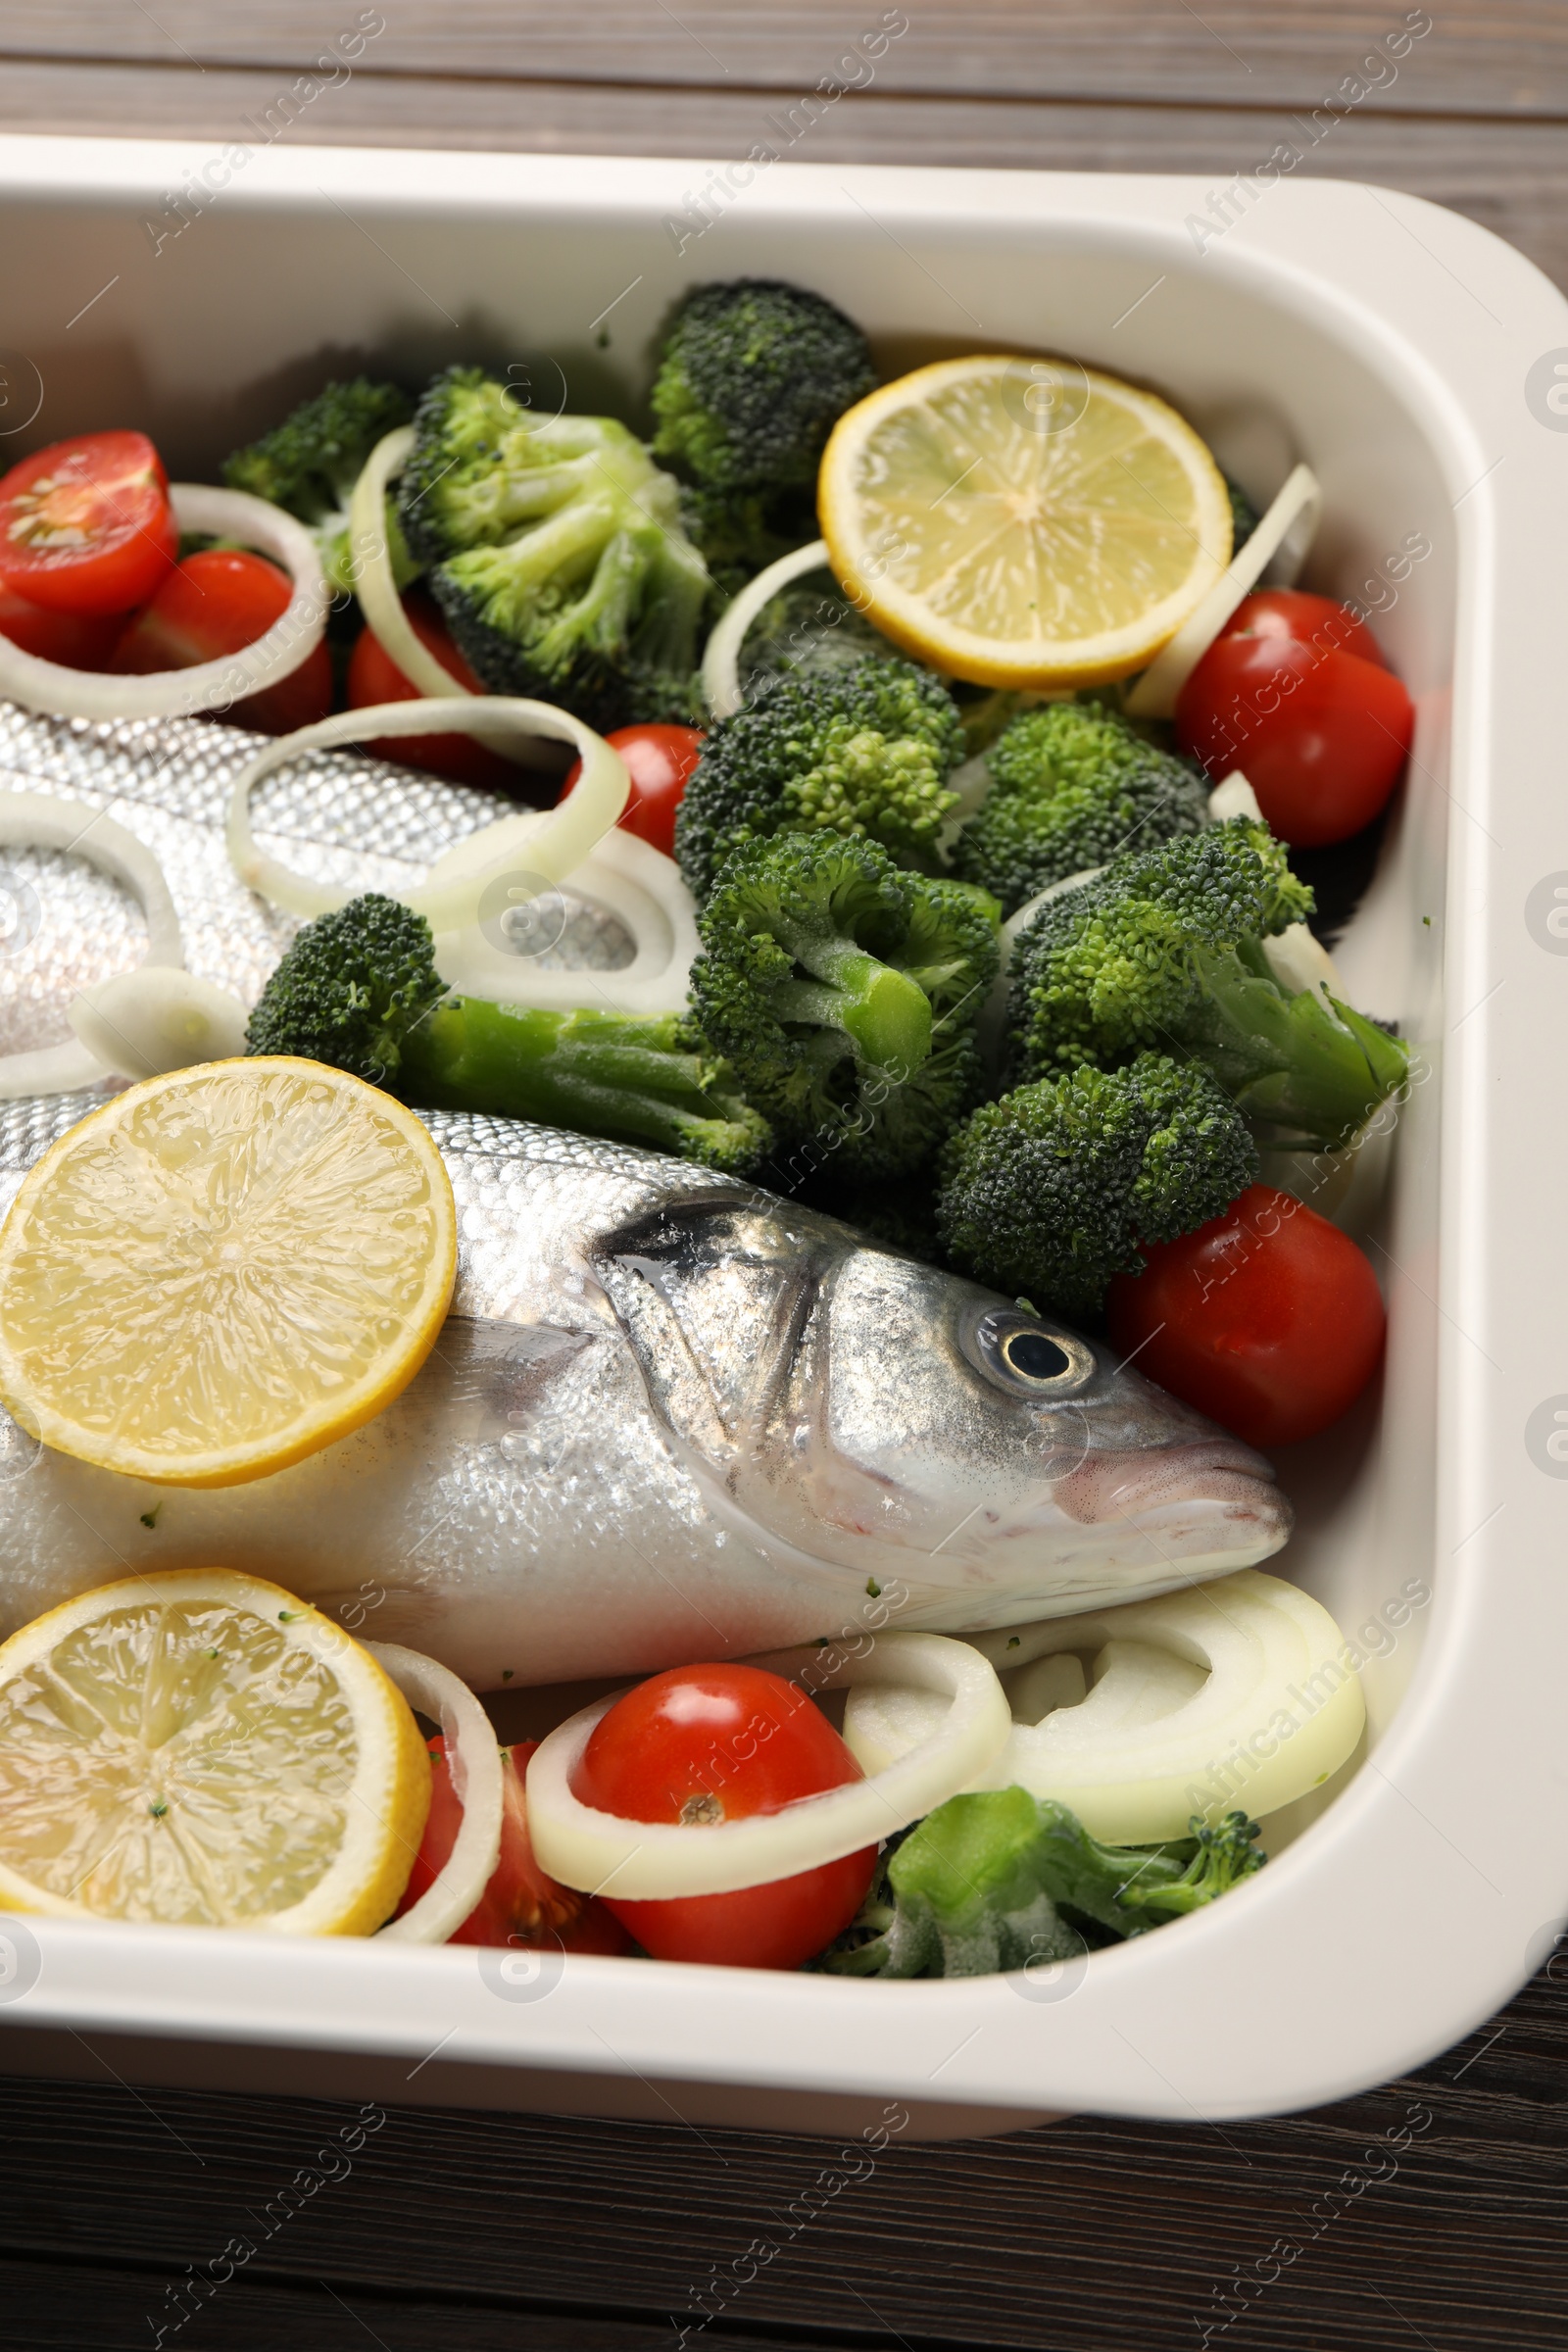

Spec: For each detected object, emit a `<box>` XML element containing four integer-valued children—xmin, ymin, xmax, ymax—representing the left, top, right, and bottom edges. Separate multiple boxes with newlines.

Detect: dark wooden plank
<box><xmin>2</xmin><ymin>1957</ymin><xmax>1567</xmax><ymax>2350</ymax></box>
<box><xmin>0</xmin><ymin>0</ymin><xmax>1561</xmax><ymax>118</ymax></box>
<box><xmin>0</xmin><ymin>58</ymin><xmax>1564</xmax><ymax>293</ymax></box>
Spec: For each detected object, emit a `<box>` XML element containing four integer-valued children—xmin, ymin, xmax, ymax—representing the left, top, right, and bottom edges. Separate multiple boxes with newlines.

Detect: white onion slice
<box><xmin>1207</xmin><ymin>769</ymin><xmax>1263</xmax><ymax>824</ymax></box>
<box><xmin>0</xmin><ymin>790</ymin><xmax>184</xmax><ymax>1100</ymax></box>
<box><xmin>225</xmin><ymin>699</ymin><xmax>629</xmax><ymax>924</ymax></box>
<box><xmin>427</xmin><ymin>814</ymin><xmax>700</xmax><ymax>1015</ymax></box>
<box><xmin>0</xmin><ymin>485</ymin><xmax>327</xmax><ymax>723</ymax></box>
<box><xmin>347</xmin><ymin>424</ymin><xmax>470</xmax><ymax>700</ymax></box>
<box><xmin>702</xmin><ymin>536</ymin><xmax>832</xmax><ymax>719</ymax></box>
<box><xmin>1124</xmin><ymin>465</ymin><xmax>1322</xmax><ymax>719</ymax></box>
<box><xmin>69</xmin><ymin>967</ymin><xmax>248</xmax><ymax>1080</ymax></box>
<box><xmin>525</xmin><ymin>1632</ymin><xmax>1011</xmax><ymax>1901</ymax></box>
<box><xmin>843</xmin><ymin>1570</ymin><xmax>1366</xmax><ymax>1846</ymax></box>
<box><xmin>368</xmin><ymin>1641</ymin><xmax>505</xmax><ymax>1946</ymax></box>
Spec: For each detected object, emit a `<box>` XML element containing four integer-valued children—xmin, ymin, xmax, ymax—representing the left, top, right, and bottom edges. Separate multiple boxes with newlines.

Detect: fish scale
<box><xmin>0</xmin><ymin>707</ymin><xmax>1291</xmax><ymax>1687</ymax></box>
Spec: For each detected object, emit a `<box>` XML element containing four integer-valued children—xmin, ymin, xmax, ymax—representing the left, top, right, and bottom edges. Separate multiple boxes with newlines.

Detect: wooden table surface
<box><xmin>3</xmin><ymin>7</ymin><xmax>1566</xmax><ymax>2346</ymax></box>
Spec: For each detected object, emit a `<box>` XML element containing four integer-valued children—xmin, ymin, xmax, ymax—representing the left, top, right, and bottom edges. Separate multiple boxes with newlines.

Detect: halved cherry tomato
<box><xmin>0</xmin><ymin>430</ymin><xmax>176</xmax><ymax>614</ymax></box>
<box><xmin>0</xmin><ymin>583</ymin><xmax>122</xmax><ymax>668</ymax></box>
<box><xmin>570</xmin><ymin>1661</ymin><xmax>875</xmax><ymax>1970</ymax></box>
<box><xmin>347</xmin><ymin>596</ymin><xmax>520</xmax><ymax>791</ymax></box>
<box><xmin>397</xmin><ymin>1736</ymin><xmax>632</xmax><ymax>1955</ymax></box>
<box><xmin>112</xmin><ymin>547</ymin><xmax>332</xmax><ymax>735</ymax></box>
<box><xmin>563</xmin><ymin>722</ymin><xmax>706</xmax><ymax>858</ymax></box>
<box><xmin>1174</xmin><ymin>590</ymin><xmax>1414</xmax><ymax>850</ymax></box>
<box><xmin>1105</xmin><ymin>1183</ymin><xmax>1386</xmax><ymax>1450</ymax></box>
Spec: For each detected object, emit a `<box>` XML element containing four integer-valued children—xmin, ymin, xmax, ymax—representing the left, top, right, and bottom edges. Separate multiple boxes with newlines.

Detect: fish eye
<box><xmin>963</xmin><ymin>1307</ymin><xmax>1094</xmax><ymax>1397</ymax></box>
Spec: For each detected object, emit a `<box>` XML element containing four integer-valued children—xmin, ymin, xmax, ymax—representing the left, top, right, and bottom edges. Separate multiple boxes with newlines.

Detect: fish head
<box><xmin>593</xmin><ymin>1195</ymin><xmax>1292</xmax><ymax>1628</ymax></box>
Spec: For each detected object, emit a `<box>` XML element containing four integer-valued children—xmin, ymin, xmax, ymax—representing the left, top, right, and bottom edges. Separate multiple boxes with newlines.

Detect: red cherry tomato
<box><xmin>571</xmin><ymin>1662</ymin><xmax>876</xmax><ymax>1970</ymax></box>
<box><xmin>397</xmin><ymin>1736</ymin><xmax>633</xmax><ymax>1956</ymax></box>
<box><xmin>1105</xmin><ymin>1184</ymin><xmax>1386</xmax><ymax>1450</ymax></box>
<box><xmin>1175</xmin><ymin>591</ymin><xmax>1414</xmax><ymax>850</ymax></box>
<box><xmin>0</xmin><ymin>430</ymin><xmax>176</xmax><ymax>614</ymax></box>
<box><xmin>346</xmin><ymin>594</ymin><xmax>521</xmax><ymax>790</ymax></box>
<box><xmin>112</xmin><ymin>547</ymin><xmax>332</xmax><ymax>735</ymax></box>
<box><xmin>563</xmin><ymin>722</ymin><xmax>706</xmax><ymax>858</ymax></box>
<box><xmin>0</xmin><ymin>583</ymin><xmax>122</xmax><ymax>668</ymax></box>
<box><xmin>1212</xmin><ymin>589</ymin><xmax>1389</xmax><ymax>669</ymax></box>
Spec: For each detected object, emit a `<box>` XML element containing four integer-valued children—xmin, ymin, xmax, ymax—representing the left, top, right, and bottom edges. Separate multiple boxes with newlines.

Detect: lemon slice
<box><xmin>0</xmin><ymin>1056</ymin><xmax>456</xmax><ymax>1488</ymax></box>
<box><xmin>819</xmin><ymin>355</ymin><xmax>1233</xmax><ymax>689</ymax></box>
<box><xmin>0</xmin><ymin>1570</ymin><xmax>431</xmax><ymax>1933</ymax></box>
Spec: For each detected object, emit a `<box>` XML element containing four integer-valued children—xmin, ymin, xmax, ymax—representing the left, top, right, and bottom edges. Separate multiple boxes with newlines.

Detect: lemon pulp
<box><xmin>0</xmin><ymin>1056</ymin><xmax>457</xmax><ymax>1487</ymax></box>
<box><xmin>0</xmin><ymin>1570</ymin><xmax>430</xmax><ymax>1934</ymax></box>
<box><xmin>819</xmin><ymin>355</ymin><xmax>1233</xmax><ymax>689</ymax></box>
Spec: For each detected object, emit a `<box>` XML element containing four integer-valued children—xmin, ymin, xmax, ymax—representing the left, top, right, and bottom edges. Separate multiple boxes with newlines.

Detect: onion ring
<box><xmin>701</xmin><ymin>536</ymin><xmax>832</xmax><ymax>719</ymax></box>
<box><xmin>69</xmin><ymin>967</ymin><xmax>249</xmax><ymax>1081</ymax></box>
<box><xmin>0</xmin><ymin>485</ymin><xmax>326</xmax><ymax>723</ymax></box>
<box><xmin>348</xmin><ymin>425</ymin><xmax>470</xmax><ymax>699</ymax></box>
<box><xmin>225</xmin><ymin>699</ymin><xmax>629</xmax><ymax>925</ymax></box>
<box><xmin>0</xmin><ymin>790</ymin><xmax>183</xmax><ymax>1100</ymax></box>
<box><xmin>524</xmin><ymin>1633</ymin><xmax>1011</xmax><ymax>1901</ymax></box>
<box><xmin>1124</xmin><ymin>464</ymin><xmax>1322</xmax><ymax>719</ymax></box>
<box><xmin>367</xmin><ymin>1641</ymin><xmax>505</xmax><ymax>1946</ymax></box>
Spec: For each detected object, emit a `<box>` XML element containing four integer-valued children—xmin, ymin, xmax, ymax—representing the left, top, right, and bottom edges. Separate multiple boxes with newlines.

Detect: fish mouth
<box><xmin>1053</xmin><ymin>1436</ymin><xmax>1288</xmax><ymax>1530</ymax></box>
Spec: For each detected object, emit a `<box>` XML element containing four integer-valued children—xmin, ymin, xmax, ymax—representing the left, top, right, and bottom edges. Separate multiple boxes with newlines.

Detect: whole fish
<box><xmin>0</xmin><ymin>1093</ymin><xmax>1290</xmax><ymax>1687</ymax></box>
<box><xmin>0</xmin><ymin>701</ymin><xmax>1290</xmax><ymax>1686</ymax></box>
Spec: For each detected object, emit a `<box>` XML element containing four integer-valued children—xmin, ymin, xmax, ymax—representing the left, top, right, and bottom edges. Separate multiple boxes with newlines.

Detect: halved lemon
<box><xmin>0</xmin><ymin>1056</ymin><xmax>457</xmax><ymax>1488</ymax></box>
<box><xmin>0</xmin><ymin>1569</ymin><xmax>431</xmax><ymax>1934</ymax></box>
<box><xmin>818</xmin><ymin>355</ymin><xmax>1233</xmax><ymax>690</ymax></box>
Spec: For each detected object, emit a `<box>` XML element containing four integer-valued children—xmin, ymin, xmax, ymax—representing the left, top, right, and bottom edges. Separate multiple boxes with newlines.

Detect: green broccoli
<box><xmin>951</xmin><ymin>699</ymin><xmax>1209</xmax><ymax>916</ymax></box>
<box><xmin>735</xmin><ymin>574</ymin><xmax>898</xmax><ymax>698</ymax></box>
<box><xmin>223</xmin><ymin>377</ymin><xmax>417</xmax><ymax>599</ymax></box>
<box><xmin>820</xmin><ymin>1788</ymin><xmax>1264</xmax><ymax>1979</ymax></box>
<box><xmin>1006</xmin><ymin>819</ymin><xmax>1409</xmax><ymax>1149</ymax></box>
<box><xmin>397</xmin><ymin>368</ymin><xmax>711</xmax><ymax>733</ymax></box>
<box><xmin>651</xmin><ymin>277</ymin><xmax>875</xmax><ymax>495</ymax></box>
<box><xmin>937</xmin><ymin>1054</ymin><xmax>1257</xmax><ymax>1320</ymax></box>
<box><xmin>689</xmin><ymin>836</ymin><xmax>998</xmax><ymax>1181</ymax></box>
<box><xmin>246</xmin><ymin>893</ymin><xmax>769</xmax><ymax>1174</ymax></box>
<box><xmin>674</xmin><ymin>659</ymin><xmax>966</xmax><ymax>900</ymax></box>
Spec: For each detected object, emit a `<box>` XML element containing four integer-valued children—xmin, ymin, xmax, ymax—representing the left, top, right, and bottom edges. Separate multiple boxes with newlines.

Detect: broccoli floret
<box><xmin>223</xmin><ymin>377</ymin><xmax>416</xmax><ymax>599</ymax></box>
<box><xmin>1226</xmin><ymin>474</ymin><xmax>1261</xmax><ymax>544</ymax></box>
<box><xmin>246</xmin><ymin>893</ymin><xmax>769</xmax><ymax>1174</ymax></box>
<box><xmin>820</xmin><ymin>1788</ymin><xmax>1264</xmax><ymax>1978</ymax></box>
<box><xmin>690</xmin><ymin>838</ymin><xmax>997</xmax><ymax>1181</ymax></box>
<box><xmin>736</xmin><ymin>574</ymin><xmax>898</xmax><ymax>699</ymax></box>
<box><xmin>674</xmin><ymin>659</ymin><xmax>965</xmax><ymax>899</ymax></box>
<box><xmin>1006</xmin><ymin>819</ymin><xmax>1409</xmax><ymax>1149</ymax></box>
<box><xmin>937</xmin><ymin>1054</ymin><xmax>1257</xmax><ymax>1320</ymax></box>
<box><xmin>651</xmin><ymin>278</ymin><xmax>875</xmax><ymax>495</ymax></box>
<box><xmin>952</xmin><ymin>699</ymin><xmax>1209</xmax><ymax>916</ymax></box>
<box><xmin>676</xmin><ymin>480</ymin><xmax>819</xmax><ymax>605</ymax></box>
<box><xmin>397</xmin><ymin>368</ymin><xmax>710</xmax><ymax>733</ymax></box>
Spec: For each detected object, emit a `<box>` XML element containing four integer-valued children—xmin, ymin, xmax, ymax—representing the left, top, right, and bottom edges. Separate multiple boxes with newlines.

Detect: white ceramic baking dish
<box><xmin>0</xmin><ymin>134</ymin><xmax>1564</xmax><ymax>2134</ymax></box>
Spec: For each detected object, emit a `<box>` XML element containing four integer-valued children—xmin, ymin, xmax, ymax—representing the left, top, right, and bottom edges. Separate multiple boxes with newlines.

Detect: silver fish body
<box><xmin>0</xmin><ymin>1094</ymin><xmax>1290</xmax><ymax>1688</ymax></box>
<box><xmin>0</xmin><ymin>700</ymin><xmax>1290</xmax><ymax>1686</ymax></box>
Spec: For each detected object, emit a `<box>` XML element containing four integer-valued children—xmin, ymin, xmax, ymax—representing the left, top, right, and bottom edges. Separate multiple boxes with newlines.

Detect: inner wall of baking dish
<box><xmin>0</xmin><ymin>182</ymin><xmax>1451</xmax><ymax>1828</ymax></box>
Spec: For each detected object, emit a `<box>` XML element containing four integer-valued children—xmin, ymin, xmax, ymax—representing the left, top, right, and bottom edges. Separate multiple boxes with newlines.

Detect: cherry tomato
<box><xmin>112</xmin><ymin>547</ymin><xmax>332</xmax><ymax>734</ymax></box>
<box><xmin>347</xmin><ymin>596</ymin><xmax>521</xmax><ymax>791</ymax></box>
<box><xmin>571</xmin><ymin>1662</ymin><xmax>876</xmax><ymax>1970</ymax></box>
<box><xmin>1105</xmin><ymin>1184</ymin><xmax>1386</xmax><ymax>1449</ymax></box>
<box><xmin>1211</xmin><ymin>589</ymin><xmax>1389</xmax><ymax>669</ymax></box>
<box><xmin>563</xmin><ymin>722</ymin><xmax>706</xmax><ymax>858</ymax></box>
<box><xmin>0</xmin><ymin>430</ymin><xmax>176</xmax><ymax>614</ymax></box>
<box><xmin>1175</xmin><ymin>590</ymin><xmax>1414</xmax><ymax>850</ymax></box>
<box><xmin>397</xmin><ymin>1736</ymin><xmax>633</xmax><ymax>1955</ymax></box>
<box><xmin>0</xmin><ymin>583</ymin><xmax>122</xmax><ymax>668</ymax></box>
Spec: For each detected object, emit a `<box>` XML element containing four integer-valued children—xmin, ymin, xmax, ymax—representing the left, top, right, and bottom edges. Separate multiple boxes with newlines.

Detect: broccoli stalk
<box><xmin>820</xmin><ymin>1788</ymin><xmax>1264</xmax><ymax>1979</ymax></box>
<box><xmin>222</xmin><ymin>377</ymin><xmax>416</xmax><ymax>598</ymax></box>
<box><xmin>951</xmin><ymin>698</ymin><xmax>1210</xmax><ymax>916</ymax></box>
<box><xmin>937</xmin><ymin>1053</ymin><xmax>1258</xmax><ymax>1320</ymax></box>
<box><xmin>397</xmin><ymin>369</ymin><xmax>711</xmax><ymax>733</ymax></box>
<box><xmin>674</xmin><ymin>658</ymin><xmax>966</xmax><ymax>900</ymax></box>
<box><xmin>1007</xmin><ymin>818</ymin><xmax>1409</xmax><ymax>1149</ymax></box>
<box><xmin>245</xmin><ymin>894</ymin><xmax>770</xmax><ymax>1175</ymax></box>
<box><xmin>690</xmin><ymin>835</ymin><xmax>998</xmax><ymax>1181</ymax></box>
